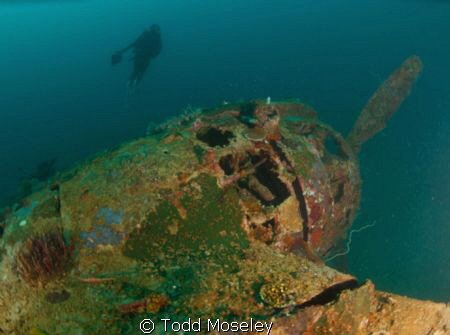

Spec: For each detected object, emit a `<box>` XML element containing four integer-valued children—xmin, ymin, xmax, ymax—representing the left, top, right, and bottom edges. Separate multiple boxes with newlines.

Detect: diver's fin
<box><xmin>347</xmin><ymin>55</ymin><xmax>423</xmax><ymax>154</ymax></box>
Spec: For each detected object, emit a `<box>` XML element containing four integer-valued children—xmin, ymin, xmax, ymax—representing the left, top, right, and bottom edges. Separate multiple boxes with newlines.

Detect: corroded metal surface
<box><xmin>0</xmin><ymin>56</ymin><xmax>446</xmax><ymax>335</ymax></box>
<box><xmin>347</xmin><ymin>55</ymin><xmax>423</xmax><ymax>153</ymax></box>
<box><xmin>270</xmin><ymin>281</ymin><xmax>450</xmax><ymax>335</ymax></box>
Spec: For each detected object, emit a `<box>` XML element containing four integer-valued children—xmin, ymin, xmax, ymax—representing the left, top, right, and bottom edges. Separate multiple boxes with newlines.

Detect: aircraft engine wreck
<box><xmin>0</xmin><ymin>55</ymin><xmax>448</xmax><ymax>335</ymax></box>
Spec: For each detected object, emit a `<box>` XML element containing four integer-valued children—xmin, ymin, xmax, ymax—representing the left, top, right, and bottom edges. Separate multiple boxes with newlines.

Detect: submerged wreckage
<box><xmin>0</xmin><ymin>55</ymin><xmax>448</xmax><ymax>334</ymax></box>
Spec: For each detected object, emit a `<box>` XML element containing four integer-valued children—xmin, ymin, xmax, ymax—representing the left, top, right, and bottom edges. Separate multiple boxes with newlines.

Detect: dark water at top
<box><xmin>1</xmin><ymin>0</ymin><xmax>449</xmax><ymax>301</ymax></box>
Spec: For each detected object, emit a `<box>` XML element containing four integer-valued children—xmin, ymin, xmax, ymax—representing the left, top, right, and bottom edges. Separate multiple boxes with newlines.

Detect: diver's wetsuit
<box><xmin>112</xmin><ymin>24</ymin><xmax>162</xmax><ymax>89</ymax></box>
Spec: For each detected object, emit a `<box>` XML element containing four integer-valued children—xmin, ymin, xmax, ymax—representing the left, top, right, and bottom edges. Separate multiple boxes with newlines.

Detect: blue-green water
<box><xmin>1</xmin><ymin>0</ymin><xmax>448</xmax><ymax>302</ymax></box>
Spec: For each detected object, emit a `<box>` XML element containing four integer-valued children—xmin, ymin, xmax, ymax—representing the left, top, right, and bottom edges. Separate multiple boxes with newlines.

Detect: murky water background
<box><xmin>1</xmin><ymin>0</ymin><xmax>449</xmax><ymax>301</ymax></box>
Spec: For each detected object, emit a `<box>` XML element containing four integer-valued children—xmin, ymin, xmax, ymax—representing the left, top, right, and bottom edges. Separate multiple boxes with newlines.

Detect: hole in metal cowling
<box><xmin>219</xmin><ymin>154</ymin><xmax>235</xmax><ymax>176</ymax></box>
<box><xmin>297</xmin><ymin>279</ymin><xmax>359</xmax><ymax>309</ymax></box>
<box><xmin>324</xmin><ymin>135</ymin><xmax>349</xmax><ymax>160</ymax></box>
<box><xmin>219</xmin><ymin>153</ymin><xmax>252</xmax><ymax>177</ymax></box>
<box><xmin>262</xmin><ymin>218</ymin><xmax>276</xmax><ymax>229</ymax></box>
<box><xmin>239</xmin><ymin>152</ymin><xmax>290</xmax><ymax>207</ymax></box>
<box><xmin>262</xmin><ymin>218</ymin><xmax>277</xmax><ymax>244</ymax></box>
<box><xmin>196</xmin><ymin>127</ymin><xmax>234</xmax><ymax>147</ymax></box>
<box><xmin>334</xmin><ymin>182</ymin><xmax>345</xmax><ymax>203</ymax></box>
<box><xmin>292</xmin><ymin>178</ymin><xmax>309</xmax><ymax>242</ymax></box>
<box><xmin>250</xmin><ymin>218</ymin><xmax>276</xmax><ymax>244</ymax></box>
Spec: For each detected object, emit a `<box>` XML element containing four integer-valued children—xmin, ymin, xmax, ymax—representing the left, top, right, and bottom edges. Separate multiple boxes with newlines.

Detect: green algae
<box><xmin>123</xmin><ymin>174</ymin><xmax>248</xmax><ymax>265</ymax></box>
<box><xmin>193</xmin><ymin>144</ymin><xmax>207</xmax><ymax>163</ymax></box>
<box><xmin>26</xmin><ymin>268</ymin><xmax>160</xmax><ymax>334</ymax></box>
<box><xmin>288</xmin><ymin>140</ymin><xmax>317</xmax><ymax>177</ymax></box>
<box><xmin>30</xmin><ymin>196</ymin><xmax>60</xmax><ymax>221</ymax></box>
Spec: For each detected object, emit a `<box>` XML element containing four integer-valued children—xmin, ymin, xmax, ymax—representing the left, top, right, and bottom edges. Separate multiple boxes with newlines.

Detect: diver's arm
<box><xmin>115</xmin><ymin>41</ymin><xmax>136</xmax><ymax>55</ymax></box>
<box><xmin>115</xmin><ymin>29</ymin><xmax>150</xmax><ymax>56</ymax></box>
<box><xmin>112</xmin><ymin>41</ymin><xmax>137</xmax><ymax>65</ymax></box>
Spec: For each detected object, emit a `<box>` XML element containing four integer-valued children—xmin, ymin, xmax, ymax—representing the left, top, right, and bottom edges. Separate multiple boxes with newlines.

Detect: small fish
<box><xmin>79</xmin><ymin>277</ymin><xmax>115</xmax><ymax>284</ymax></box>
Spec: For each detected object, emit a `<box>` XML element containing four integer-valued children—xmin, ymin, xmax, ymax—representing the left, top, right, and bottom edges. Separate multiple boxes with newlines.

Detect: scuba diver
<box><xmin>112</xmin><ymin>24</ymin><xmax>162</xmax><ymax>91</ymax></box>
